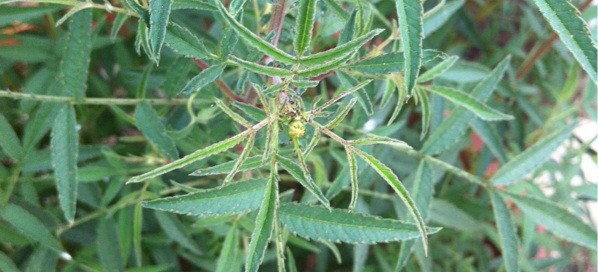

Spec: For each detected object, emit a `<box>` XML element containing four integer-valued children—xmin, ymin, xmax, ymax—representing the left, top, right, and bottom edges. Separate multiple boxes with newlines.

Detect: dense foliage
<box><xmin>0</xmin><ymin>0</ymin><xmax>596</xmax><ymax>271</ymax></box>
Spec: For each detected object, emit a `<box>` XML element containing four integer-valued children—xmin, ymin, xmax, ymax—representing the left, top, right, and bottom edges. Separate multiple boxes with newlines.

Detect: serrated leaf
<box><xmin>233</xmin><ymin>101</ymin><xmax>267</xmax><ymax>122</ymax></box>
<box><xmin>349</xmin><ymin>136</ymin><xmax>412</xmax><ymax>150</ymax></box>
<box><xmin>337</xmin><ymin>10</ymin><xmax>356</xmax><ymax>46</ymax></box>
<box><xmin>216</xmin><ymin>225</ymin><xmax>240</xmax><ymax>272</ymax></box>
<box><xmin>425</xmin><ymin>86</ymin><xmax>513</xmax><ymax>121</ymax></box>
<box><xmin>491</xmin><ymin>124</ymin><xmax>574</xmax><ymax>186</ymax></box>
<box><xmin>417</xmin><ymin>55</ymin><xmax>459</xmax><ymax>83</ymax></box>
<box><xmin>531</xmin><ymin>0</ymin><xmax>597</xmax><ymax>83</ymax></box>
<box><xmin>325</xmin><ymin>98</ymin><xmax>357</xmax><ymax>129</ymax></box>
<box><xmin>216</xmin><ymin>99</ymin><xmax>250</xmax><ymax>126</ymax></box>
<box><xmin>215</xmin><ymin>0</ymin><xmax>295</xmax><ymax>64</ymax></box>
<box><xmin>279</xmin><ymin>204</ymin><xmax>440</xmax><ymax>244</ymax></box>
<box><xmin>191</xmin><ymin>155</ymin><xmax>265</xmax><ymax>176</ymax></box>
<box><xmin>149</xmin><ymin>0</ymin><xmax>173</xmax><ymax>62</ymax></box>
<box><xmin>143</xmin><ymin>179</ymin><xmax>267</xmax><ymax>216</ymax></box>
<box><xmin>489</xmin><ymin>191</ymin><xmax>519</xmax><ymax>272</ymax></box>
<box><xmin>223</xmin><ymin>133</ymin><xmax>255</xmax><ymax>184</ymax></box>
<box><xmin>299</xmin><ymin>29</ymin><xmax>383</xmax><ymax>66</ymax></box>
<box><xmin>470</xmin><ymin>118</ymin><xmax>508</xmax><ymax>164</ymax></box>
<box><xmin>0</xmin><ymin>114</ymin><xmax>23</xmax><ymax>161</ymax></box>
<box><xmin>297</xmin><ymin>53</ymin><xmax>354</xmax><ymax>78</ymax></box>
<box><xmin>231</xmin><ymin>56</ymin><xmax>293</xmax><ymax>77</ymax></box>
<box><xmin>127</xmin><ymin>124</ymin><xmax>260</xmax><ymax>183</ymax></box>
<box><xmin>181</xmin><ymin>63</ymin><xmax>226</xmax><ymax>95</ymax></box>
<box><xmin>349</xmin><ymin>49</ymin><xmax>443</xmax><ymax>75</ymax></box>
<box><xmin>246</xmin><ymin>166</ymin><xmax>278</xmax><ymax>272</ymax></box>
<box><xmin>353</xmin><ymin>149</ymin><xmax>429</xmax><ymax>254</ymax></box>
<box><xmin>294</xmin><ymin>0</ymin><xmax>318</xmax><ymax>56</ymax></box>
<box><xmin>51</xmin><ymin>105</ymin><xmax>78</xmax><ymax>222</ymax></box>
<box><xmin>337</xmin><ymin>71</ymin><xmax>373</xmax><ymax>115</ymax></box>
<box><xmin>134</xmin><ymin>102</ymin><xmax>179</xmax><ymax>159</ymax></box>
<box><xmin>278</xmin><ymin>149</ymin><xmax>330</xmax><ymax>209</ymax></box>
<box><xmin>60</xmin><ymin>9</ymin><xmax>92</xmax><ymax>99</ymax></box>
<box><xmin>97</xmin><ymin>218</ymin><xmax>124</xmax><ymax>272</ymax></box>
<box><xmin>395</xmin><ymin>0</ymin><xmax>423</xmax><ymax>94</ymax></box>
<box><xmin>165</xmin><ymin>22</ymin><xmax>211</xmax><ymax>59</ymax></box>
<box><xmin>501</xmin><ymin>191</ymin><xmax>597</xmax><ymax>250</ymax></box>
<box><xmin>346</xmin><ymin>149</ymin><xmax>358</xmax><ymax>210</ymax></box>
<box><xmin>422</xmin><ymin>56</ymin><xmax>511</xmax><ymax>155</ymax></box>
<box><xmin>0</xmin><ymin>203</ymin><xmax>62</xmax><ymax>252</ymax></box>
<box><xmin>418</xmin><ymin>88</ymin><xmax>431</xmax><ymax>139</ymax></box>
<box><xmin>154</xmin><ymin>211</ymin><xmax>202</xmax><ymax>255</ymax></box>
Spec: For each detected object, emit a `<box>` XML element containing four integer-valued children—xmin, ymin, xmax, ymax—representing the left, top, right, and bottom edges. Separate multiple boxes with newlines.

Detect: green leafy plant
<box><xmin>0</xmin><ymin>0</ymin><xmax>596</xmax><ymax>271</ymax></box>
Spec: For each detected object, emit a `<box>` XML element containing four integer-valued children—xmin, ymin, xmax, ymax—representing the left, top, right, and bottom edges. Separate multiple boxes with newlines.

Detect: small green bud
<box><xmin>288</xmin><ymin>119</ymin><xmax>306</xmax><ymax>139</ymax></box>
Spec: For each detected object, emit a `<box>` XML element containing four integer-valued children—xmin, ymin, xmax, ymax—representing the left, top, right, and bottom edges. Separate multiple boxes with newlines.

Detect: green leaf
<box><xmin>143</xmin><ymin>179</ymin><xmax>267</xmax><ymax>216</ymax></box>
<box><xmin>337</xmin><ymin>71</ymin><xmax>373</xmax><ymax>116</ymax></box>
<box><xmin>215</xmin><ymin>0</ymin><xmax>295</xmax><ymax>64</ymax></box>
<box><xmin>230</xmin><ymin>56</ymin><xmax>293</xmax><ymax>77</ymax></box>
<box><xmin>531</xmin><ymin>0</ymin><xmax>597</xmax><ymax>83</ymax></box>
<box><xmin>349</xmin><ymin>49</ymin><xmax>444</xmax><ymax>75</ymax></box>
<box><xmin>425</xmin><ymin>86</ymin><xmax>513</xmax><ymax>121</ymax></box>
<box><xmin>417</xmin><ymin>55</ymin><xmax>459</xmax><ymax>83</ymax></box>
<box><xmin>233</xmin><ymin>101</ymin><xmax>267</xmax><ymax>122</ymax></box>
<box><xmin>346</xmin><ymin>149</ymin><xmax>358</xmax><ymax>210</ymax></box>
<box><xmin>181</xmin><ymin>63</ymin><xmax>226</xmax><ymax>95</ymax></box>
<box><xmin>422</xmin><ymin>56</ymin><xmax>511</xmax><ymax>155</ymax></box>
<box><xmin>97</xmin><ymin>218</ymin><xmax>125</xmax><ymax>272</ymax></box>
<box><xmin>216</xmin><ymin>99</ymin><xmax>250</xmax><ymax>126</ymax></box>
<box><xmin>395</xmin><ymin>0</ymin><xmax>423</xmax><ymax>94</ymax></box>
<box><xmin>191</xmin><ymin>155</ymin><xmax>265</xmax><ymax>176</ymax></box>
<box><xmin>216</xmin><ymin>225</ymin><xmax>240</xmax><ymax>272</ymax></box>
<box><xmin>110</xmin><ymin>13</ymin><xmax>129</xmax><ymax>41</ymax></box>
<box><xmin>134</xmin><ymin>102</ymin><xmax>179</xmax><ymax>159</ymax></box>
<box><xmin>223</xmin><ymin>133</ymin><xmax>255</xmax><ymax>184</ymax></box>
<box><xmin>0</xmin><ymin>251</ymin><xmax>18</xmax><ymax>272</ymax></box>
<box><xmin>279</xmin><ymin>203</ymin><xmax>440</xmax><ymax>243</ymax></box>
<box><xmin>418</xmin><ymin>88</ymin><xmax>431</xmax><ymax>139</ymax></box>
<box><xmin>470</xmin><ymin>118</ymin><xmax>508</xmax><ymax>164</ymax></box>
<box><xmin>172</xmin><ymin>0</ymin><xmax>217</xmax><ymax>10</ymax></box>
<box><xmin>491</xmin><ymin>124</ymin><xmax>574</xmax><ymax>186</ymax></box>
<box><xmin>149</xmin><ymin>0</ymin><xmax>173</xmax><ymax>62</ymax></box>
<box><xmin>278</xmin><ymin>153</ymin><xmax>330</xmax><ymax>209</ymax></box>
<box><xmin>325</xmin><ymin>98</ymin><xmax>357</xmax><ymax>129</ymax></box>
<box><xmin>489</xmin><ymin>191</ymin><xmax>519</xmax><ymax>272</ymax></box>
<box><xmin>423</xmin><ymin>0</ymin><xmax>465</xmax><ymax>37</ymax></box>
<box><xmin>0</xmin><ymin>6</ymin><xmax>60</xmax><ymax>28</ymax></box>
<box><xmin>501</xmin><ymin>191</ymin><xmax>597</xmax><ymax>250</ymax></box>
<box><xmin>60</xmin><ymin>9</ymin><xmax>92</xmax><ymax>99</ymax></box>
<box><xmin>0</xmin><ymin>203</ymin><xmax>62</xmax><ymax>252</ymax></box>
<box><xmin>246</xmin><ymin>165</ymin><xmax>278</xmax><ymax>272</ymax></box>
<box><xmin>0</xmin><ymin>114</ymin><xmax>23</xmax><ymax>161</ymax></box>
<box><xmin>51</xmin><ymin>105</ymin><xmax>79</xmax><ymax>222</ymax></box>
<box><xmin>165</xmin><ymin>22</ymin><xmax>211</xmax><ymax>60</ymax></box>
<box><xmin>154</xmin><ymin>211</ymin><xmax>202</xmax><ymax>255</ymax></box>
<box><xmin>349</xmin><ymin>136</ymin><xmax>412</xmax><ymax>151</ymax></box>
<box><xmin>297</xmin><ymin>53</ymin><xmax>354</xmax><ymax>78</ymax></box>
<box><xmin>299</xmin><ymin>29</ymin><xmax>383</xmax><ymax>66</ymax></box>
<box><xmin>294</xmin><ymin>0</ymin><xmax>318</xmax><ymax>56</ymax></box>
<box><xmin>133</xmin><ymin>203</ymin><xmax>143</xmax><ymax>266</ymax></box>
<box><xmin>429</xmin><ymin>199</ymin><xmax>479</xmax><ymax>231</ymax></box>
<box><xmin>352</xmin><ymin>149</ymin><xmax>429</xmax><ymax>254</ymax></box>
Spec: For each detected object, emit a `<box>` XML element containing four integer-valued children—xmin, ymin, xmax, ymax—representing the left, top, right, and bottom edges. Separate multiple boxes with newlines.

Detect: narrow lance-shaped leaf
<box><xmin>298</xmin><ymin>29</ymin><xmax>384</xmax><ymax>66</ymax></box>
<box><xmin>230</xmin><ymin>56</ymin><xmax>293</xmax><ymax>77</ymax></box>
<box><xmin>191</xmin><ymin>155</ymin><xmax>265</xmax><ymax>176</ymax></box>
<box><xmin>216</xmin><ymin>99</ymin><xmax>250</xmax><ymax>126</ymax></box>
<box><xmin>246</xmin><ymin>162</ymin><xmax>279</xmax><ymax>272</ymax></box>
<box><xmin>216</xmin><ymin>225</ymin><xmax>240</xmax><ymax>272</ymax></box>
<box><xmin>422</xmin><ymin>56</ymin><xmax>511</xmax><ymax>155</ymax></box>
<box><xmin>0</xmin><ymin>114</ymin><xmax>23</xmax><ymax>161</ymax></box>
<box><xmin>326</xmin><ymin>98</ymin><xmax>357</xmax><ymax>129</ymax></box>
<box><xmin>165</xmin><ymin>22</ymin><xmax>211</xmax><ymax>60</ymax></box>
<box><xmin>0</xmin><ymin>203</ymin><xmax>63</xmax><ymax>252</ymax></box>
<box><xmin>294</xmin><ymin>0</ymin><xmax>318</xmax><ymax>56</ymax></box>
<box><xmin>352</xmin><ymin>149</ymin><xmax>429</xmax><ymax>254</ymax></box>
<box><xmin>337</xmin><ymin>71</ymin><xmax>373</xmax><ymax>115</ymax></box>
<box><xmin>181</xmin><ymin>63</ymin><xmax>226</xmax><ymax>95</ymax></box>
<box><xmin>133</xmin><ymin>203</ymin><xmax>143</xmax><ymax>266</ymax></box>
<box><xmin>214</xmin><ymin>0</ymin><xmax>295</xmax><ymax>64</ymax></box>
<box><xmin>280</xmin><ymin>142</ymin><xmax>331</xmax><ymax>209</ymax></box>
<box><xmin>279</xmin><ymin>204</ymin><xmax>440</xmax><ymax>244</ymax></box>
<box><xmin>417</xmin><ymin>55</ymin><xmax>459</xmax><ymax>83</ymax></box>
<box><xmin>97</xmin><ymin>219</ymin><xmax>125</xmax><ymax>272</ymax></box>
<box><xmin>470</xmin><ymin>118</ymin><xmax>508</xmax><ymax>164</ymax></box>
<box><xmin>149</xmin><ymin>0</ymin><xmax>173</xmax><ymax>62</ymax></box>
<box><xmin>60</xmin><ymin>9</ymin><xmax>92</xmax><ymax>99</ymax></box>
<box><xmin>349</xmin><ymin>136</ymin><xmax>412</xmax><ymax>151</ymax></box>
<box><xmin>297</xmin><ymin>52</ymin><xmax>355</xmax><ymax>78</ymax></box>
<box><xmin>51</xmin><ymin>105</ymin><xmax>79</xmax><ymax>222</ymax></box>
<box><xmin>135</xmin><ymin>102</ymin><xmax>179</xmax><ymax>159</ymax></box>
<box><xmin>395</xmin><ymin>0</ymin><xmax>424</xmax><ymax>94</ymax></box>
<box><xmin>346</xmin><ymin>149</ymin><xmax>358</xmax><ymax>210</ymax></box>
<box><xmin>154</xmin><ymin>211</ymin><xmax>202</xmax><ymax>255</ymax></box>
<box><xmin>223</xmin><ymin>132</ymin><xmax>256</xmax><ymax>184</ymax></box>
<box><xmin>127</xmin><ymin>119</ymin><xmax>267</xmax><ymax>183</ymax></box>
<box><xmin>425</xmin><ymin>86</ymin><xmax>514</xmax><ymax>121</ymax></box>
<box><xmin>531</xmin><ymin>0</ymin><xmax>597</xmax><ymax>83</ymax></box>
<box><xmin>489</xmin><ymin>191</ymin><xmax>519</xmax><ymax>272</ymax></box>
<box><xmin>349</xmin><ymin>49</ymin><xmax>444</xmax><ymax>75</ymax></box>
<box><xmin>491</xmin><ymin>124</ymin><xmax>574</xmax><ymax>186</ymax></box>
<box><xmin>143</xmin><ymin>179</ymin><xmax>268</xmax><ymax>217</ymax></box>
<box><xmin>501</xmin><ymin>191</ymin><xmax>597</xmax><ymax>250</ymax></box>
<box><xmin>417</xmin><ymin>88</ymin><xmax>431</xmax><ymax>139</ymax></box>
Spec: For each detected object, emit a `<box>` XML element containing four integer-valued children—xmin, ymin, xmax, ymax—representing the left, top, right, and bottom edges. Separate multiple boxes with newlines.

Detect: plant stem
<box><xmin>0</xmin><ymin>90</ymin><xmax>205</xmax><ymax>106</ymax></box>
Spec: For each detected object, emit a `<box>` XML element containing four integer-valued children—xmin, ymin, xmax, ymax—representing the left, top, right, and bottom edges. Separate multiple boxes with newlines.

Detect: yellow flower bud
<box><xmin>288</xmin><ymin>119</ymin><xmax>306</xmax><ymax>139</ymax></box>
